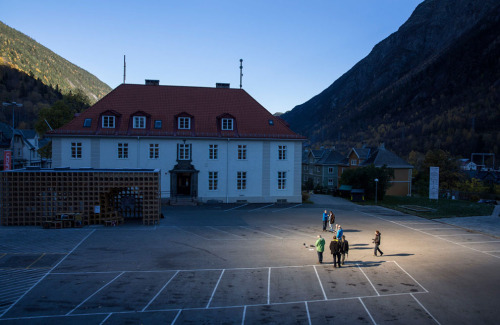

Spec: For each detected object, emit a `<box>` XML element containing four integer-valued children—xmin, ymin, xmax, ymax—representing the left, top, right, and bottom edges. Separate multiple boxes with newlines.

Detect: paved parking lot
<box><xmin>0</xmin><ymin>196</ymin><xmax>499</xmax><ymax>324</ymax></box>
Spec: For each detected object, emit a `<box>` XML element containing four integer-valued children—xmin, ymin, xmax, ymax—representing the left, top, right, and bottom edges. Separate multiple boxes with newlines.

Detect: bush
<box><xmin>302</xmin><ymin>191</ymin><xmax>311</xmax><ymax>202</ymax></box>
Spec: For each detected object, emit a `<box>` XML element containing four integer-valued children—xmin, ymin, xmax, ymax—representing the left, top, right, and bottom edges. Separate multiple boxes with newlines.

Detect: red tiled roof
<box><xmin>49</xmin><ymin>84</ymin><xmax>305</xmax><ymax>140</ymax></box>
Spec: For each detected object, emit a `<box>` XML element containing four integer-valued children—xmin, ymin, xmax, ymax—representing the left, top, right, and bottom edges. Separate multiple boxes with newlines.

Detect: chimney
<box><xmin>145</xmin><ymin>79</ymin><xmax>160</xmax><ymax>86</ymax></box>
<box><xmin>216</xmin><ymin>83</ymin><xmax>230</xmax><ymax>88</ymax></box>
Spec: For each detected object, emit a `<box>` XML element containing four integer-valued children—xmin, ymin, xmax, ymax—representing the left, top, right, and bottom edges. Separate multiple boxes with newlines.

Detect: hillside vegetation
<box><xmin>0</xmin><ymin>21</ymin><xmax>111</xmax><ymax>104</ymax></box>
<box><xmin>282</xmin><ymin>0</ymin><xmax>500</xmax><ymax>160</ymax></box>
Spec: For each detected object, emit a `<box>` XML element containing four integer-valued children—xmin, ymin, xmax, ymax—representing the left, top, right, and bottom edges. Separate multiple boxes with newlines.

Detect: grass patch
<box><xmin>360</xmin><ymin>195</ymin><xmax>495</xmax><ymax>219</ymax></box>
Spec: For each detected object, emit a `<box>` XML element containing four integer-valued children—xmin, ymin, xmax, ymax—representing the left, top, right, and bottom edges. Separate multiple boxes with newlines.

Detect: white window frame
<box><xmin>71</xmin><ymin>142</ymin><xmax>82</xmax><ymax>159</ymax></box>
<box><xmin>351</xmin><ymin>159</ymin><xmax>358</xmax><ymax>166</ymax></box>
<box><xmin>209</xmin><ymin>171</ymin><xmax>218</xmax><ymax>191</ymax></box>
<box><xmin>278</xmin><ymin>171</ymin><xmax>287</xmax><ymax>190</ymax></box>
<box><xmin>278</xmin><ymin>145</ymin><xmax>287</xmax><ymax>160</ymax></box>
<box><xmin>328</xmin><ymin>167</ymin><xmax>334</xmax><ymax>174</ymax></box>
<box><xmin>328</xmin><ymin>178</ymin><xmax>334</xmax><ymax>186</ymax></box>
<box><xmin>237</xmin><ymin>145</ymin><xmax>247</xmax><ymax>160</ymax></box>
<box><xmin>133</xmin><ymin>116</ymin><xmax>146</xmax><ymax>129</ymax></box>
<box><xmin>222</xmin><ymin>118</ymin><xmax>233</xmax><ymax>130</ymax></box>
<box><xmin>178</xmin><ymin>117</ymin><xmax>191</xmax><ymax>129</ymax></box>
<box><xmin>118</xmin><ymin>143</ymin><xmax>129</xmax><ymax>159</ymax></box>
<box><xmin>209</xmin><ymin>144</ymin><xmax>218</xmax><ymax>160</ymax></box>
<box><xmin>178</xmin><ymin>143</ymin><xmax>191</xmax><ymax>160</ymax></box>
<box><xmin>149</xmin><ymin>143</ymin><xmax>159</xmax><ymax>159</ymax></box>
<box><xmin>237</xmin><ymin>171</ymin><xmax>247</xmax><ymax>190</ymax></box>
<box><xmin>102</xmin><ymin>115</ymin><xmax>115</xmax><ymax>128</ymax></box>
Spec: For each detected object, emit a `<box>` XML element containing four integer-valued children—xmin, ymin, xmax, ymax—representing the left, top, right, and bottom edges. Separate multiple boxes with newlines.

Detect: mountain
<box><xmin>281</xmin><ymin>0</ymin><xmax>500</xmax><ymax>159</ymax></box>
<box><xmin>0</xmin><ymin>21</ymin><xmax>111</xmax><ymax>104</ymax></box>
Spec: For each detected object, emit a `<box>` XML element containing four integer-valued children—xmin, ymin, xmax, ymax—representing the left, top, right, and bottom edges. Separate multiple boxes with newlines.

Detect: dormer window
<box><xmin>83</xmin><ymin>118</ymin><xmax>92</xmax><ymax>128</ymax></box>
<box><xmin>102</xmin><ymin>116</ymin><xmax>115</xmax><ymax>128</ymax></box>
<box><xmin>222</xmin><ymin>118</ymin><xmax>233</xmax><ymax>130</ymax></box>
<box><xmin>133</xmin><ymin>116</ymin><xmax>146</xmax><ymax>129</ymax></box>
<box><xmin>178</xmin><ymin>117</ymin><xmax>191</xmax><ymax>129</ymax></box>
<box><xmin>154</xmin><ymin>120</ymin><xmax>162</xmax><ymax>129</ymax></box>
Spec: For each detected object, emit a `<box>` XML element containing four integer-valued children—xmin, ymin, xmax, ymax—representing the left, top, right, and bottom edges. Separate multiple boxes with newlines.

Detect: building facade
<box><xmin>49</xmin><ymin>82</ymin><xmax>305</xmax><ymax>203</ymax></box>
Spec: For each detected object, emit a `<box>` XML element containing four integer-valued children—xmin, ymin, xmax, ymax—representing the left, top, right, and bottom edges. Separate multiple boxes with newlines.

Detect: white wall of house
<box><xmin>52</xmin><ymin>137</ymin><xmax>302</xmax><ymax>203</ymax></box>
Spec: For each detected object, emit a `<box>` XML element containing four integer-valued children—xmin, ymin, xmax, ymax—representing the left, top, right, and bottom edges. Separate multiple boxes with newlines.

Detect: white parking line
<box><xmin>224</xmin><ymin>204</ymin><xmax>249</xmax><ymax>212</ymax></box>
<box><xmin>142</xmin><ymin>270</ymin><xmax>179</xmax><ymax>312</ymax></box>
<box><xmin>272</xmin><ymin>204</ymin><xmax>302</xmax><ymax>212</ymax></box>
<box><xmin>206</xmin><ymin>269</ymin><xmax>225</xmax><ymax>308</ymax></box>
<box><xmin>393</xmin><ymin>261</ymin><xmax>428</xmax><ymax>293</ymax></box>
<box><xmin>305</xmin><ymin>301</ymin><xmax>312</xmax><ymax>325</ymax></box>
<box><xmin>207</xmin><ymin>226</ymin><xmax>245</xmax><ymax>239</ymax></box>
<box><xmin>356</xmin><ymin>263</ymin><xmax>379</xmax><ymax>296</ymax></box>
<box><xmin>312</xmin><ymin>265</ymin><xmax>327</xmax><ymax>300</ymax></box>
<box><xmin>67</xmin><ymin>271</ymin><xmax>124</xmax><ymax>315</ymax></box>
<box><xmin>248</xmin><ymin>204</ymin><xmax>275</xmax><ymax>211</ymax></box>
<box><xmin>267</xmin><ymin>267</ymin><xmax>271</xmax><ymax>305</ymax></box>
<box><xmin>239</xmin><ymin>226</ymin><xmax>283</xmax><ymax>239</ymax></box>
<box><xmin>411</xmin><ymin>293</ymin><xmax>441</xmax><ymax>325</ymax></box>
<box><xmin>358</xmin><ymin>297</ymin><xmax>377</xmax><ymax>325</ymax></box>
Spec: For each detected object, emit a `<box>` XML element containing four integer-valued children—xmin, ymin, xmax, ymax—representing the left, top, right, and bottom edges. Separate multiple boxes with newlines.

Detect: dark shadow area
<box><xmin>382</xmin><ymin>253</ymin><xmax>414</xmax><ymax>257</ymax></box>
<box><xmin>350</xmin><ymin>243</ymin><xmax>369</xmax><ymax>247</ymax></box>
<box><xmin>343</xmin><ymin>229</ymin><xmax>361</xmax><ymax>233</ymax></box>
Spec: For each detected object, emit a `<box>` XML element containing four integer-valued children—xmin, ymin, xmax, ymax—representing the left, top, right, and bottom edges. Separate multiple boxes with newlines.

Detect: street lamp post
<box><xmin>374</xmin><ymin>178</ymin><xmax>379</xmax><ymax>205</ymax></box>
<box><xmin>2</xmin><ymin>101</ymin><xmax>23</xmax><ymax>170</ymax></box>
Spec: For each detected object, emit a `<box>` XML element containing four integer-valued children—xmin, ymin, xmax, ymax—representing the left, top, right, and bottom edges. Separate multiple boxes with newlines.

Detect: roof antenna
<box><xmin>239</xmin><ymin>59</ymin><xmax>243</xmax><ymax>89</ymax></box>
<box><xmin>123</xmin><ymin>55</ymin><xmax>126</xmax><ymax>84</ymax></box>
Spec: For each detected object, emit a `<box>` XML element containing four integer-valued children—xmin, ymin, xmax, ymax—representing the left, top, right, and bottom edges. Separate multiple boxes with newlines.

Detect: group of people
<box><xmin>316</xmin><ymin>209</ymin><xmax>384</xmax><ymax>266</ymax></box>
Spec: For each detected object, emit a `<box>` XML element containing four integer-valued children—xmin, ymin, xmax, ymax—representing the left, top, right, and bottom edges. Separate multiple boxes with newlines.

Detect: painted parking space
<box><xmin>307</xmin><ymin>299</ymin><xmax>373</xmax><ymax>324</ymax></box>
<box><xmin>146</xmin><ymin>270</ymin><xmax>223</xmax><ymax>310</ymax></box>
<box><xmin>315</xmin><ymin>265</ymin><xmax>377</xmax><ymax>299</ymax></box>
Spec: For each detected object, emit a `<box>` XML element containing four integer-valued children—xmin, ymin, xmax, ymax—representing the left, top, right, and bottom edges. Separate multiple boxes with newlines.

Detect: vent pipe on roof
<box><xmin>145</xmin><ymin>80</ymin><xmax>160</xmax><ymax>86</ymax></box>
<box><xmin>216</xmin><ymin>83</ymin><xmax>230</xmax><ymax>88</ymax></box>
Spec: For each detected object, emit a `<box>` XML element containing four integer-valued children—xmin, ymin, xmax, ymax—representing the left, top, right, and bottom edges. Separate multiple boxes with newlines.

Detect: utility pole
<box><xmin>2</xmin><ymin>101</ymin><xmax>23</xmax><ymax>169</ymax></box>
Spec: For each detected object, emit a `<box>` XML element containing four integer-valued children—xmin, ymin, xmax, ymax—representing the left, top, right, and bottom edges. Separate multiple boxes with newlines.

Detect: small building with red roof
<box><xmin>49</xmin><ymin>81</ymin><xmax>306</xmax><ymax>203</ymax></box>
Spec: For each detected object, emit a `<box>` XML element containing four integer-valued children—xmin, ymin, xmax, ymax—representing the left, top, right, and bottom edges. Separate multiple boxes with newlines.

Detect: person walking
<box><xmin>329</xmin><ymin>236</ymin><xmax>342</xmax><ymax>268</ymax></box>
<box><xmin>315</xmin><ymin>235</ymin><xmax>326</xmax><ymax>264</ymax></box>
<box><xmin>336</xmin><ymin>225</ymin><xmax>343</xmax><ymax>240</ymax></box>
<box><xmin>329</xmin><ymin>211</ymin><xmax>335</xmax><ymax>232</ymax></box>
<box><xmin>373</xmin><ymin>230</ymin><xmax>384</xmax><ymax>256</ymax></box>
<box><xmin>322</xmin><ymin>210</ymin><xmax>328</xmax><ymax>231</ymax></box>
<box><xmin>340</xmin><ymin>235</ymin><xmax>349</xmax><ymax>265</ymax></box>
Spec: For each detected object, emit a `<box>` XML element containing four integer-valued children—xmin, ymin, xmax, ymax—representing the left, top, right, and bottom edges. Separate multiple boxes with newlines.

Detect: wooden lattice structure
<box><xmin>0</xmin><ymin>168</ymin><xmax>161</xmax><ymax>226</ymax></box>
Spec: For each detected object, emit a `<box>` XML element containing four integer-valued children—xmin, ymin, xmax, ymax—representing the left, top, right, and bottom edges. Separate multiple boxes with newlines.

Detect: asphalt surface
<box><xmin>0</xmin><ymin>194</ymin><xmax>498</xmax><ymax>324</ymax></box>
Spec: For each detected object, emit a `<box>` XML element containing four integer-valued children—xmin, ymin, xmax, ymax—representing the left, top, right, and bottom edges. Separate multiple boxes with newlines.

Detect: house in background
<box><xmin>302</xmin><ymin>148</ymin><xmax>344</xmax><ymax>191</ymax></box>
<box><xmin>48</xmin><ymin>81</ymin><xmax>306</xmax><ymax>203</ymax></box>
<box><xmin>342</xmin><ymin>144</ymin><xmax>413</xmax><ymax>196</ymax></box>
<box><xmin>302</xmin><ymin>144</ymin><xmax>413</xmax><ymax>196</ymax></box>
<box><xmin>0</xmin><ymin>122</ymin><xmax>46</xmax><ymax>169</ymax></box>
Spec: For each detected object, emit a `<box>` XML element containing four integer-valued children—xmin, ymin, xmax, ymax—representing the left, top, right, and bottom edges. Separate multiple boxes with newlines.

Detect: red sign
<box><xmin>3</xmin><ymin>150</ymin><xmax>12</xmax><ymax>170</ymax></box>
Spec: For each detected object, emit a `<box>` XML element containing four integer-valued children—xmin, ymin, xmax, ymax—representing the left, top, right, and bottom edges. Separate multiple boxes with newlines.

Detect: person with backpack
<box><xmin>329</xmin><ymin>236</ymin><xmax>342</xmax><ymax>268</ymax></box>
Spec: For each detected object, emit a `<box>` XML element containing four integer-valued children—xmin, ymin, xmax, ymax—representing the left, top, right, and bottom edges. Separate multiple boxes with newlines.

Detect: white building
<box><xmin>49</xmin><ymin>81</ymin><xmax>305</xmax><ymax>203</ymax></box>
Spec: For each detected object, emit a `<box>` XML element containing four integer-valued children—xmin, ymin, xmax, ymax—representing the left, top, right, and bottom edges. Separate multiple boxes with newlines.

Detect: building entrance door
<box><xmin>177</xmin><ymin>173</ymin><xmax>191</xmax><ymax>195</ymax></box>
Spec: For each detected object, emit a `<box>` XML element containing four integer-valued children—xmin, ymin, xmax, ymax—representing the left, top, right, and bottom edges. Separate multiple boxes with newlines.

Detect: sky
<box><xmin>1</xmin><ymin>0</ymin><xmax>423</xmax><ymax>114</ymax></box>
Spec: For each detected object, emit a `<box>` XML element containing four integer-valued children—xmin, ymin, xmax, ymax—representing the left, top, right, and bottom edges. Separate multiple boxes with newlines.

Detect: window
<box><xmin>237</xmin><ymin>171</ymin><xmax>247</xmax><ymax>190</ymax></box>
<box><xmin>209</xmin><ymin>171</ymin><xmax>218</xmax><ymax>190</ymax></box>
<box><xmin>351</xmin><ymin>159</ymin><xmax>358</xmax><ymax>166</ymax></box>
<box><xmin>83</xmin><ymin>118</ymin><xmax>92</xmax><ymax>127</ymax></box>
<box><xmin>102</xmin><ymin>116</ymin><xmax>115</xmax><ymax>128</ymax></box>
<box><xmin>133</xmin><ymin>116</ymin><xmax>146</xmax><ymax>128</ymax></box>
<box><xmin>328</xmin><ymin>179</ymin><xmax>334</xmax><ymax>186</ymax></box>
<box><xmin>118</xmin><ymin>143</ymin><xmax>128</xmax><ymax>159</ymax></box>
<box><xmin>278</xmin><ymin>145</ymin><xmax>287</xmax><ymax>160</ymax></box>
<box><xmin>316</xmin><ymin>166</ymin><xmax>320</xmax><ymax>173</ymax></box>
<box><xmin>304</xmin><ymin>165</ymin><xmax>309</xmax><ymax>171</ymax></box>
<box><xmin>149</xmin><ymin>144</ymin><xmax>159</xmax><ymax>159</ymax></box>
<box><xmin>71</xmin><ymin>142</ymin><xmax>82</xmax><ymax>159</ymax></box>
<box><xmin>237</xmin><ymin>145</ymin><xmax>247</xmax><ymax>160</ymax></box>
<box><xmin>209</xmin><ymin>144</ymin><xmax>218</xmax><ymax>160</ymax></box>
<box><xmin>328</xmin><ymin>167</ymin><xmax>334</xmax><ymax>174</ymax></box>
<box><xmin>154</xmin><ymin>120</ymin><xmax>162</xmax><ymax>129</ymax></box>
<box><xmin>178</xmin><ymin>143</ymin><xmax>191</xmax><ymax>160</ymax></box>
<box><xmin>178</xmin><ymin>117</ymin><xmax>191</xmax><ymax>129</ymax></box>
<box><xmin>278</xmin><ymin>171</ymin><xmax>287</xmax><ymax>190</ymax></box>
<box><xmin>222</xmin><ymin>118</ymin><xmax>233</xmax><ymax>130</ymax></box>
